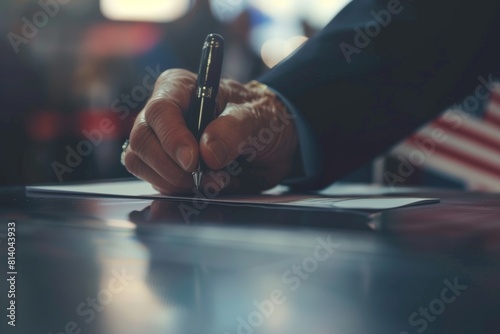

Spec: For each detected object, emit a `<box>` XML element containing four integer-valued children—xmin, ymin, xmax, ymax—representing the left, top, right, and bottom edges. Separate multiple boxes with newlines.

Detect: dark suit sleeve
<box><xmin>259</xmin><ymin>0</ymin><xmax>500</xmax><ymax>189</ymax></box>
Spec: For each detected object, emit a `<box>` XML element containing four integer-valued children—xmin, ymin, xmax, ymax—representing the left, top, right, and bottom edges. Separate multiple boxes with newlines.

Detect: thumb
<box><xmin>200</xmin><ymin>100</ymin><xmax>296</xmax><ymax>170</ymax></box>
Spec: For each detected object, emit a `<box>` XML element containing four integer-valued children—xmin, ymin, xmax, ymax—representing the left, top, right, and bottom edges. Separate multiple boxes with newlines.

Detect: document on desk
<box><xmin>28</xmin><ymin>180</ymin><xmax>439</xmax><ymax>210</ymax></box>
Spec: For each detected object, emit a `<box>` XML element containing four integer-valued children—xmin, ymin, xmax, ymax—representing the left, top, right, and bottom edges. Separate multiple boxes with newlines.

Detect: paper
<box><xmin>27</xmin><ymin>180</ymin><xmax>439</xmax><ymax>210</ymax></box>
<box><xmin>317</xmin><ymin>183</ymin><xmax>434</xmax><ymax>196</ymax></box>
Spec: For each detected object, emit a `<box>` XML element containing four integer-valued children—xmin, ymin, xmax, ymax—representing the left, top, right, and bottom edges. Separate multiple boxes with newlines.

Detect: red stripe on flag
<box><xmin>485</xmin><ymin>109</ymin><xmax>500</xmax><ymax>128</ymax></box>
<box><xmin>491</xmin><ymin>91</ymin><xmax>500</xmax><ymax>105</ymax></box>
<box><xmin>408</xmin><ymin>134</ymin><xmax>500</xmax><ymax>179</ymax></box>
<box><xmin>433</xmin><ymin>118</ymin><xmax>500</xmax><ymax>153</ymax></box>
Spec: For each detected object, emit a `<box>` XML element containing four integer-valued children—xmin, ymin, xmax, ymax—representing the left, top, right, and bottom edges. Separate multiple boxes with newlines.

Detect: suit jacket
<box><xmin>260</xmin><ymin>0</ymin><xmax>500</xmax><ymax>189</ymax></box>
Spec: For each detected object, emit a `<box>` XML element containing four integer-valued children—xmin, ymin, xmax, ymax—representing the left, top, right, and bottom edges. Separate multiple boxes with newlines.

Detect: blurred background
<box><xmin>0</xmin><ymin>0</ymin><xmax>350</xmax><ymax>185</ymax></box>
<box><xmin>1</xmin><ymin>0</ymin><xmax>499</xmax><ymax>191</ymax></box>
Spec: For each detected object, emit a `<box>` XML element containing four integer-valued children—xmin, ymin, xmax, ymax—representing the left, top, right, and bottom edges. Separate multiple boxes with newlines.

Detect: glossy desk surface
<box><xmin>1</xmin><ymin>186</ymin><xmax>499</xmax><ymax>334</ymax></box>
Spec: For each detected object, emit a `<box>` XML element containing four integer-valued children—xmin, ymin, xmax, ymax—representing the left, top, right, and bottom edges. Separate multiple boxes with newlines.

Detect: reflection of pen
<box><xmin>188</xmin><ymin>33</ymin><xmax>224</xmax><ymax>190</ymax></box>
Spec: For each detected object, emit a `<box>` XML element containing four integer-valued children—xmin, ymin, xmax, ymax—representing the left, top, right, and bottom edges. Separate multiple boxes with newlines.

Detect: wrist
<box><xmin>246</xmin><ymin>81</ymin><xmax>301</xmax><ymax>179</ymax></box>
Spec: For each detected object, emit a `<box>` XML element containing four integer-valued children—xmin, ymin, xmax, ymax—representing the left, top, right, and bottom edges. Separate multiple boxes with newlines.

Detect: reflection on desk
<box><xmin>0</xmin><ymin>186</ymin><xmax>499</xmax><ymax>334</ymax></box>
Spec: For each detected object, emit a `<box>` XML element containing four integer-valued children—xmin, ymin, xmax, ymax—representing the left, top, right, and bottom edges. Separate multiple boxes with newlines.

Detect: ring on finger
<box><xmin>120</xmin><ymin>139</ymin><xmax>130</xmax><ymax>166</ymax></box>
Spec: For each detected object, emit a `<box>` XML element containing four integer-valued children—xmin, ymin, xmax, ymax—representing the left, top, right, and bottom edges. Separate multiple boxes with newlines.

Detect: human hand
<box><xmin>123</xmin><ymin>69</ymin><xmax>298</xmax><ymax>195</ymax></box>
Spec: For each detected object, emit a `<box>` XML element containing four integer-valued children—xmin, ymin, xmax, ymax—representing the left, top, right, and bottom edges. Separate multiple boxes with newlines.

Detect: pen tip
<box><xmin>192</xmin><ymin>170</ymin><xmax>203</xmax><ymax>190</ymax></box>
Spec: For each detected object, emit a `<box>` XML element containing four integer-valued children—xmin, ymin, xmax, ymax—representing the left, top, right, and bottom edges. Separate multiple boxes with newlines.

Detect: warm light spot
<box><xmin>106</xmin><ymin>220</ymin><xmax>137</xmax><ymax>230</ymax></box>
<box><xmin>82</xmin><ymin>23</ymin><xmax>162</xmax><ymax>57</ymax></box>
<box><xmin>301</xmin><ymin>0</ymin><xmax>352</xmax><ymax>28</ymax></box>
<box><xmin>285</xmin><ymin>36</ymin><xmax>308</xmax><ymax>56</ymax></box>
<box><xmin>250</xmin><ymin>0</ymin><xmax>299</xmax><ymax>17</ymax></box>
<box><xmin>26</xmin><ymin>110</ymin><xmax>61</xmax><ymax>141</ymax></box>
<box><xmin>100</xmin><ymin>0</ymin><xmax>192</xmax><ymax>23</ymax></box>
<box><xmin>261</xmin><ymin>36</ymin><xmax>308</xmax><ymax>68</ymax></box>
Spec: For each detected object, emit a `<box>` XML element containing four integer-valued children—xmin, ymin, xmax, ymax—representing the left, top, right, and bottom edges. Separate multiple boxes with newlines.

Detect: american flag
<box><xmin>390</xmin><ymin>84</ymin><xmax>500</xmax><ymax>191</ymax></box>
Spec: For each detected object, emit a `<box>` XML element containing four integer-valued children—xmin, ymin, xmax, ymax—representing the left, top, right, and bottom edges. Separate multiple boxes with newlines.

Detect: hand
<box><xmin>123</xmin><ymin>69</ymin><xmax>298</xmax><ymax>195</ymax></box>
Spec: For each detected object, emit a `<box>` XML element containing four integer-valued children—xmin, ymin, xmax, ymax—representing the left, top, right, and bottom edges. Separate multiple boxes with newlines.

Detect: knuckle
<box><xmin>161</xmin><ymin>125</ymin><xmax>187</xmax><ymax>148</ymax></box>
<box><xmin>123</xmin><ymin>152</ymin><xmax>143</xmax><ymax>176</ymax></box>
<box><xmin>156</xmin><ymin>70</ymin><xmax>196</xmax><ymax>100</ymax></box>
<box><xmin>220</xmin><ymin>79</ymin><xmax>247</xmax><ymax>105</ymax></box>
<box><xmin>222</xmin><ymin>104</ymin><xmax>258</xmax><ymax>132</ymax></box>
<box><xmin>223</xmin><ymin>78</ymin><xmax>244</xmax><ymax>91</ymax></box>
<box><xmin>129</xmin><ymin>123</ymin><xmax>152</xmax><ymax>154</ymax></box>
<box><xmin>156</xmin><ymin>69</ymin><xmax>183</xmax><ymax>88</ymax></box>
<box><xmin>144</xmin><ymin>98</ymin><xmax>172</xmax><ymax>125</ymax></box>
<box><xmin>145</xmin><ymin>105</ymin><xmax>190</xmax><ymax>151</ymax></box>
<box><xmin>157</xmin><ymin>68</ymin><xmax>194</xmax><ymax>83</ymax></box>
<box><xmin>147</xmin><ymin>70</ymin><xmax>198</xmax><ymax>120</ymax></box>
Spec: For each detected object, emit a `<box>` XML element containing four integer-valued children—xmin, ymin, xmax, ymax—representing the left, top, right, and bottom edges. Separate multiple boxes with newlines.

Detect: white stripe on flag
<box><xmin>487</xmin><ymin>100</ymin><xmax>500</xmax><ymax>117</ymax></box>
<box><xmin>393</xmin><ymin>143</ymin><xmax>500</xmax><ymax>190</ymax></box>
<box><xmin>431</xmin><ymin>112</ymin><xmax>500</xmax><ymax>145</ymax></box>
<box><xmin>417</xmin><ymin>126</ymin><xmax>500</xmax><ymax>168</ymax></box>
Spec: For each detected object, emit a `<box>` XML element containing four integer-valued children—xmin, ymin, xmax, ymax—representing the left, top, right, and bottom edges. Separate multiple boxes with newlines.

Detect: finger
<box><xmin>144</xmin><ymin>69</ymin><xmax>199</xmax><ymax>172</ymax></box>
<box><xmin>197</xmin><ymin>103</ymin><xmax>255</xmax><ymax>170</ymax></box>
<box><xmin>123</xmin><ymin>148</ymin><xmax>191</xmax><ymax>195</ymax></box>
<box><xmin>217</xmin><ymin>79</ymin><xmax>264</xmax><ymax>110</ymax></box>
<box><xmin>200</xmin><ymin>97</ymin><xmax>292</xmax><ymax>171</ymax></box>
<box><xmin>128</xmin><ymin>119</ymin><xmax>194</xmax><ymax>189</ymax></box>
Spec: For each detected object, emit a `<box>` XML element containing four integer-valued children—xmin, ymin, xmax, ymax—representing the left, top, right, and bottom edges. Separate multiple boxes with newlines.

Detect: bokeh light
<box><xmin>100</xmin><ymin>0</ymin><xmax>193</xmax><ymax>23</ymax></box>
<box><xmin>249</xmin><ymin>0</ymin><xmax>300</xmax><ymax>18</ymax></box>
<box><xmin>301</xmin><ymin>0</ymin><xmax>352</xmax><ymax>28</ymax></box>
<box><xmin>209</xmin><ymin>0</ymin><xmax>246</xmax><ymax>22</ymax></box>
<box><xmin>261</xmin><ymin>36</ymin><xmax>308</xmax><ymax>68</ymax></box>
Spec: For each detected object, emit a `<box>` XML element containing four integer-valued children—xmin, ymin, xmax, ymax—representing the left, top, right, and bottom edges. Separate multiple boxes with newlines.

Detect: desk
<box><xmin>1</xmin><ymin>186</ymin><xmax>499</xmax><ymax>334</ymax></box>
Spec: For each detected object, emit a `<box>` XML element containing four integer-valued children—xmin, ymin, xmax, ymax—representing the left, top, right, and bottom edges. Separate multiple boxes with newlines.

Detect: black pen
<box><xmin>187</xmin><ymin>33</ymin><xmax>224</xmax><ymax>189</ymax></box>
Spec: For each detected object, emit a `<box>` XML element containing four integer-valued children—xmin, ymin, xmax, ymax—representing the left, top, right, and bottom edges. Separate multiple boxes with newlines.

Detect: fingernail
<box><xmin>208</xmin><ymin>140</ymin><xmax>228</xmax><ymax>166</ymax></box>
<box><xmin>176</xmin><ymin>145</ymin><xmax>193</xmax><ymax>171</ymax></box>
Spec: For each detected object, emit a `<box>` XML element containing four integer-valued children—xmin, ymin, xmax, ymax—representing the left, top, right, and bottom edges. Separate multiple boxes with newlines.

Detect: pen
<box><xmin>187</xmin><ymin>33</ymin><xmax>224</xmax><ymax>189</ymax></box>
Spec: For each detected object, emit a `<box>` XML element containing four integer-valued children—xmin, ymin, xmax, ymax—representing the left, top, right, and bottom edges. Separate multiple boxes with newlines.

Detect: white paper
<box><xmin>27</xmin><ymin>180</ymin><xmax>439</xmax><ymax>210</ymax></box>
<box><xmin>29</xmin><ymin>180</ymin><xmax>163</xmax><ymax>198</ymax></box>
